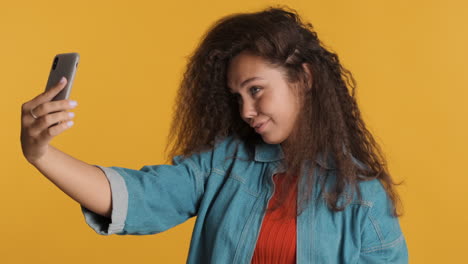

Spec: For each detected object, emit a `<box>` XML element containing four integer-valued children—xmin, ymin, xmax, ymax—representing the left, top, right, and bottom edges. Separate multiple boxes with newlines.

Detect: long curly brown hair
<box><xmin>163</xmin><ymin>5</ymin><xmax>403</xmax><ymax>218</ymax></box>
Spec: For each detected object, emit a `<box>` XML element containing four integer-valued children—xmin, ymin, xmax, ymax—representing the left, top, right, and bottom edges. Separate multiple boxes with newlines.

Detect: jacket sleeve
<box><xmin>80</xmin><ymin>152</ymin><xmax>211</xmax><ymax>236</ymax></box>
<box><xmin>358</xmin><ymin>182</ymin><xmax>409</xmax><ymax>263</ymax></box>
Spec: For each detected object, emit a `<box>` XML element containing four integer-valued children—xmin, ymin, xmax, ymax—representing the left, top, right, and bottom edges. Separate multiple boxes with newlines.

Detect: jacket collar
<box><xmin>254</xmin><ymin>141</ymin><xmax>335</xmax><ymax>170</ymax></box>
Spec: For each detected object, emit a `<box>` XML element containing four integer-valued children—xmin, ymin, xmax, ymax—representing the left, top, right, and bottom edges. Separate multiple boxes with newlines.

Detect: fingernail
<box><xmin>60</xmin><ymin>76</ymin><xmax>66</xmax><ymax>83</ymax></box>
<box><xmin>69</xmin><ymin>100</ymin><xmax>78</xmax><ymax>107</ymax></box>
<box><xmin>67</xmin><ymin>121</ymin><xmax>74</xmax><ymax>127</ymax></box>
<box><xmin>68</xmin><ymin>112</ymin><xmax>75</xmax><ymax>118</ymax></box>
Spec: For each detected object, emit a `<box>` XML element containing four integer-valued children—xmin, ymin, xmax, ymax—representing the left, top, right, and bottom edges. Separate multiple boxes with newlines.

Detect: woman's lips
<box><xmin>255</xmin><ymin>119</ymin><xmax>269</xmax><ymax>133</ymax></box>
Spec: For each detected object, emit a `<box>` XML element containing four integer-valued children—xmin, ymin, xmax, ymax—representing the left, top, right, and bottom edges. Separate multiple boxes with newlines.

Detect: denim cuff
<box><xmin>80</xmin><ymin>165</ymin><xmax>128</xmax><ymax>235</ymax></box>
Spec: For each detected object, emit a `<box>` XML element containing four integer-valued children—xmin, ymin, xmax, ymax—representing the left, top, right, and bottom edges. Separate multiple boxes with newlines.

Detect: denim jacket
<box><xmin>81</xmin><ymin>135</ymin><xmax>408</xmax><ymax>263</ymax></box>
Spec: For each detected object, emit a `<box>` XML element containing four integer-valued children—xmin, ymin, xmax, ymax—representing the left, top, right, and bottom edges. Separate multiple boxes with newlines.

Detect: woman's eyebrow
<box><xmin>228</xmin><ymin>77</ymin><xmax>264</xmax><ymax>93</ymax></box>
<box><xmin>240</xmin><ymin>77</ymin><xmax>264</xmax><ymax>87</ymax></box>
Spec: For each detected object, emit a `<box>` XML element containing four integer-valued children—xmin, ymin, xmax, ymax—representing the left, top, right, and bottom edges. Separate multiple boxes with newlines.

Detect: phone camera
<box><xmin>52</xmin><ymin>57</ymin><xmax>59</xmax><ymax>70</ymax></box>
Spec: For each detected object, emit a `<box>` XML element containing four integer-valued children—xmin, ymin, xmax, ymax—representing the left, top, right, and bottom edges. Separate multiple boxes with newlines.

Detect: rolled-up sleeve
<box><xmin>81</xmin><ymin>152</ymin><xmax>210</xmax><ymax>236</ymax></box>
<box><xmin>81</xmin><ymin>165</ymin><xmax>128</xmax><ymax>235</ymax></box>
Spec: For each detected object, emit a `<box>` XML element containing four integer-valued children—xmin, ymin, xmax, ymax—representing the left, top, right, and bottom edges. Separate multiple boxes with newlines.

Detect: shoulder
<box><xmin>356</xmin><ymin>178</ymin><xmax>388</xmax><ymax>207</ymax></box>
<box><xmin>345</xmin><ymin>153</ymin><xmax>393</xmax><ymax>210</ymax></box>
<box><xmin>345</xmin><ymin>155</ymin><xmax>405</xmax><ymax>248</ymax></box>
<box><xmin>172</xmin><ymin>135</ymin><xmax>252</xmax><ymax>172</ymax></box>
<box><xmin>323</xmin><ymin>153</ymin><xmax>392</xmax><ymax>209</ymax></box>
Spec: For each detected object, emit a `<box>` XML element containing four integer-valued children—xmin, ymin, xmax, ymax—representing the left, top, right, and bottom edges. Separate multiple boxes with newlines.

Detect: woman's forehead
<box><xmin>227</xmin><ymin>55</ymin><xmax>276</xmax><ymax>88</ymax></box>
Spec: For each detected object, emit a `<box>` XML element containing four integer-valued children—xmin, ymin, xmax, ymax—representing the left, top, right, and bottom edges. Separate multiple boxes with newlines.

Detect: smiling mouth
<box><xmin>255</xmin><ymin>120</ymin><xmax>269</xmax><ymax>133</ymax></box>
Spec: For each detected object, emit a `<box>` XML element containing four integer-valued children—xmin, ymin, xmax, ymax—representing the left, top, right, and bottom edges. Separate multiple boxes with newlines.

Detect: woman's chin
<box><xmin>261</xmin><ymin>135</ymin><xmax>283</xmax><ymax>145</ymax></box>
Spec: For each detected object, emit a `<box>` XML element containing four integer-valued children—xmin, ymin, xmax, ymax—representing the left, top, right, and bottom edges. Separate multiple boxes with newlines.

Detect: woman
<box><xmin>21</xmin><ymin>5</ymin><xmax>408</xmax><ymax>263</ymax></box>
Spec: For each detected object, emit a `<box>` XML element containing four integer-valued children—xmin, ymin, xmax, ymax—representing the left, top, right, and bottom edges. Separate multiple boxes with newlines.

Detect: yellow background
<box><xmin>2</xmin><ymin>0</ymin><xmax>467</xmax><ymax>263</ymax></box>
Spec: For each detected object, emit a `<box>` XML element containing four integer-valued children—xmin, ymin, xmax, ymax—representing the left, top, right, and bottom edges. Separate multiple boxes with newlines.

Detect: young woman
<box><xmin>21</xmin><ymin>6</ymin><xmax>408</xmax><ymax>263</ymax></box>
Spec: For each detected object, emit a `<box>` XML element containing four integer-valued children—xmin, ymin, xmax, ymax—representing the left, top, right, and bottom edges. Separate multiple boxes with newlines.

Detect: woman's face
<box><xmin>227</xmin><ymin>51</ymin><xmax>308</xmax><ymax>145</ymax></box>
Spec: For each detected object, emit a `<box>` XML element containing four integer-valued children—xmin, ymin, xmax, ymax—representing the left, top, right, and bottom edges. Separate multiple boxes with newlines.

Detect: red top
<box><xmin>251</xmin><ymin>172</ymin><xmax>298</xmax><ymax>264</ymax></box>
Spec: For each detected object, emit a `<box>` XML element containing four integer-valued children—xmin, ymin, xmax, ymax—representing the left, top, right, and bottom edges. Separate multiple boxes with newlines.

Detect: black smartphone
<box><xmin>45</xmin><ymin>52</ymin><xmax>80</xmax><ymax>101</ymax></box>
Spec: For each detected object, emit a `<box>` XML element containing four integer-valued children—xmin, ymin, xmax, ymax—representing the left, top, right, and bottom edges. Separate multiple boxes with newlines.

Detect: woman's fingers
<box><xmin>37</xmin><ymin>113</ymin><xmax>75</xmax><ymax>142</ymax></box>
<box><xmin>24</xmin><ymin>77</ymin><xmax>68</xmax><ymax>115</ymax></box>
<box><xmin>29</xmin><ymin>98</ymin><xmax>77</xmax><ymax>123</ymax></box>
<box><xmin>29</xmin><ymin>110</ymin><xmax>75</xmax><ymax>138</ymax></box>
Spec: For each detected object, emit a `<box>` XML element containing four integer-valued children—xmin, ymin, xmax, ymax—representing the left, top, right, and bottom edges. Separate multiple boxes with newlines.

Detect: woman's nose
<box><xmin>240</xmin><ymin>98</ymin><xmax>257</xmax><ymax>120</ymax></box>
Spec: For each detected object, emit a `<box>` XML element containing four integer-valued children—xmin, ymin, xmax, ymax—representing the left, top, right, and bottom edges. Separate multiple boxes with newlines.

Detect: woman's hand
<box><xmin>20</xmin><ymin>77</ymin><xmax>77</xmax><ymax>164</ymax></box>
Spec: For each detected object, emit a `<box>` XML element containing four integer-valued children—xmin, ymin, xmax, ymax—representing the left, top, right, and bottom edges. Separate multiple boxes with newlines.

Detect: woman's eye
<box><xmin>232</xmin><ymin>87</ymin><xmax>261</xmax><ymax>104</ymax></box>
<box><xmin>250</xmin><ymin>86</ymin><xmax>261</xmax><ymax>95</ymax></box>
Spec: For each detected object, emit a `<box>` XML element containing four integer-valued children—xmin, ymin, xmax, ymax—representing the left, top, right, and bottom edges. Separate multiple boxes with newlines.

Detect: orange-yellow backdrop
<box><xmin>2</xmin><ymin>0</ymin><xmax>467</xmax><ymax>263</ymax></box>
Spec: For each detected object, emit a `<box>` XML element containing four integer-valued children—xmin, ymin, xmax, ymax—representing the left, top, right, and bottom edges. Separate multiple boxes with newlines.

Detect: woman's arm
<box><xmin>21</xmin><ymin>77</ymin><xmax>112</xmax><ymax>218</ymax></box>
<box><xmin>358</xmin><ymin>181</ymin><xmax>408</xmax><ymax>263</ymax></box>
<box><xmin>31</xmin><ymin>145</ymin><xmax>112</xmax><ymax>218</ymax></box>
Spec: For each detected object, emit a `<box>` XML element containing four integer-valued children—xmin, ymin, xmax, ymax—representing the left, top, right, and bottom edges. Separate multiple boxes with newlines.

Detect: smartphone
<box><xmin>45</xmin><ymin>52</ymin><xmax>80</xmax><ymax>101</ymax></box>
<box><xmin>44</xmin><ymin>52</ymin><xmax>79</xmax><ymax>127</ymax></box>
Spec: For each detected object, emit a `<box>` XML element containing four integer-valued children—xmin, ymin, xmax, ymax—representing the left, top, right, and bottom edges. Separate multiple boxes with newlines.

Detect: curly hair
<box><xmin>163</xmin><ymin>5</ymin><xmax>403</xmax><ymax>218</ymax></box>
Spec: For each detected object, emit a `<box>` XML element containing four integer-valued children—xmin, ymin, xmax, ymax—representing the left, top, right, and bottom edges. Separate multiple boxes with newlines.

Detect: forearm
<box><xmin>31</xmin><ymin>145</ymin><xmax>112</xmax><ymax>218</ymax></box>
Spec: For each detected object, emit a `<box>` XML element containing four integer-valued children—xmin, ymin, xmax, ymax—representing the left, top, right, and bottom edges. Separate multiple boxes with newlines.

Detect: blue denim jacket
<box><xmin>81</xmin><ymin>135</ymin><xmax>408</xmax><ymax>263</ymax></box>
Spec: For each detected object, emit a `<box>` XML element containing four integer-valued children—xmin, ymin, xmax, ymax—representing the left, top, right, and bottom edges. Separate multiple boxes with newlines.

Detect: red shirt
<box><xmin>251</xmin><ymin>172</ymin><xmax>298</xmax><ymax>264</ymax></box>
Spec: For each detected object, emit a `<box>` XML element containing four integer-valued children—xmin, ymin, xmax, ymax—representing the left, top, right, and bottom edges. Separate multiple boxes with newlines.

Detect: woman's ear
<box><xmin>302</xmin><ymin>63</ymin><xmax>313</xmax><ymax>90</ymax></box>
